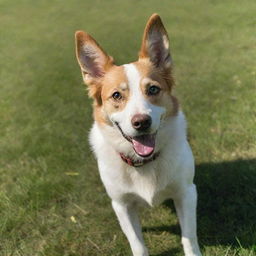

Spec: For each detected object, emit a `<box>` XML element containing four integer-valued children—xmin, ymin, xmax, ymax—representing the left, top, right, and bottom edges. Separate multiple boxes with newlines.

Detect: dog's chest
<box><xmin>124</xmin><ymin>163</ymin><xmax>174</xmax><ymax>207</ymax></box>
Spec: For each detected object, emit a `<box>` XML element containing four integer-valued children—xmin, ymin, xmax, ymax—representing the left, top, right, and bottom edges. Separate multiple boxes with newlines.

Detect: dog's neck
<box><xmin>119</xmin><ymin>151</ymin><xmax>160</xmax><ymax>167</ymax></box>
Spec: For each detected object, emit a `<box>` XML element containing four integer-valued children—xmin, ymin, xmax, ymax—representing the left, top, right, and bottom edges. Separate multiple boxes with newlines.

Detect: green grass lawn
<box><xmin>0</xmin><ymin>0</ymin><xmax>256</xmax><ymax>255</ymax></box>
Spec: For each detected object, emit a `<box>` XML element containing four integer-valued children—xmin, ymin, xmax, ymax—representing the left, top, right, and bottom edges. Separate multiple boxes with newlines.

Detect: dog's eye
<box><xmin>147</xmin><ymin>85</ymin><xmax>161</xmax><ymax>96</ymax></box>
<box><xmin>112</xmin><ymin>91</ymin><xmax>122</xmax><ymax>100</ymax></box>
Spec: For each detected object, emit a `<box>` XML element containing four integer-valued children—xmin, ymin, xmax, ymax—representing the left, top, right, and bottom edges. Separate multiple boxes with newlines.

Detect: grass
<box><xmin>0</xmin><ymin>0</ymin><xmax>256</xmax><ymax>255</ymax></box>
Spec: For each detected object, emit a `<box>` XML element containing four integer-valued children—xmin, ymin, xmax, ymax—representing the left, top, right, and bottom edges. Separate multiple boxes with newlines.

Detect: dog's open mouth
<box><xmin>131</xmin><ymin>134</ymin><xmax>156</xmax><ymax>157</ymax></box>
<box><xmin>114</xmin><ymin>122</ymin><xmax>156</xmax><ymax>157</ymax></box>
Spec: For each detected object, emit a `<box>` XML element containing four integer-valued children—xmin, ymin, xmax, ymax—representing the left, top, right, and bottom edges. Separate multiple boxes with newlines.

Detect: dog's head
<box><xmin>75</xmin><ymin>14</ymin><xmax>178</xmax><ymax>158</ymax></box>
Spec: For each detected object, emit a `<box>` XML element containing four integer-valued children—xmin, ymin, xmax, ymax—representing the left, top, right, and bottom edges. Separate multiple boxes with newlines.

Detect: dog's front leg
<box><xmin>173</xmin><ymin>184</ymin><xmax>202</xmax><ymax>256</ymax></box>
<box><xmin>112</xmin><ymin>201</ymin><xmax>148</xmax><ymax>256</ymax></box>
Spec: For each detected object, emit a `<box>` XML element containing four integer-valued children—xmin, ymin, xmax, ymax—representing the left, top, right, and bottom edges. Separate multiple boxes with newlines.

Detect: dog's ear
<box><xmin>139</xmin><ymin>14</ymin><xmax>172</xmax><ymax>69</ymax></box>
<box><xmin>75</xmin><ymin>31</ymin><xmax>113</xmax><ymax>83</ymax></box>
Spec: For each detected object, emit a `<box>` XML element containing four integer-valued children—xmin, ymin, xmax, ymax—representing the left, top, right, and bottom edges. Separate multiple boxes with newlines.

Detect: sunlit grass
<box><xmin>0</xmin><ymin>0</ymin><xmax>255</xmax><ymax>255</ymax></box>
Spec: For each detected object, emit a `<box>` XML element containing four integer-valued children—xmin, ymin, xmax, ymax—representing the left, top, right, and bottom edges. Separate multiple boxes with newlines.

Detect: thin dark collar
<box><xmin>119</xmin><ymin>151</ymin><xmax>160</xmax><ymax>167</ymax></box>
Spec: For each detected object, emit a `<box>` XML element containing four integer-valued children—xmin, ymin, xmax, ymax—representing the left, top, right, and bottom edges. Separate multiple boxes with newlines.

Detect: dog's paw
<box><xmin>182</xmin><ymin>237</ymin><xmax>202</xmax><ymax>256</ymax></box>
<box><xmin>132</xmin><ymin>246</ymin><xmax>149</xmax><ymax>256</ymax></box>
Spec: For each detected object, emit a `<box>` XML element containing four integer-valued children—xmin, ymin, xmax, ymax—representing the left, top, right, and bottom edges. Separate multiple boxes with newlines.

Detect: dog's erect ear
<box><xmin>139</xmin><ymin>14</ymin><xmax>172</xmax><ymax>69</ymax></box>
<box><xmin>75</xmin><ymin>31</ymin><xmax>113</xmax><ymax>81</ymax></box>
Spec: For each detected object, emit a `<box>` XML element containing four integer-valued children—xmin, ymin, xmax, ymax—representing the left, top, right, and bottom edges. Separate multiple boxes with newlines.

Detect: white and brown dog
<box><xmin>75</xmin><ymin>13</ymin><xmax>202</xmax><ymax>256</ymax></box>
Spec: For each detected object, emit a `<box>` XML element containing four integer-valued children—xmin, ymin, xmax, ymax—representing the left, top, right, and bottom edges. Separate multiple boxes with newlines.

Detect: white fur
<box><xmin>88</xmin><ymin>64</ymin><xmax>202</xmax><ymax>256</ymax></box>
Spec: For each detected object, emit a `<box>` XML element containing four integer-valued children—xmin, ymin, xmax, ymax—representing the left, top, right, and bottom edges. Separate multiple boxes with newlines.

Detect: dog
<box><xmin>75</xmin><ymin>13</ymin><xmax>202</xmax><ymax>256</ymax></box>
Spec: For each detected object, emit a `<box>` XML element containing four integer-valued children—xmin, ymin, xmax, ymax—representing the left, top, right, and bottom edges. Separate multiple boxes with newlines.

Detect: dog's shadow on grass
<box><xmin>144</xmin><ymin>159</ymin><xmax>256</xmax><ymax>255</ymax></box>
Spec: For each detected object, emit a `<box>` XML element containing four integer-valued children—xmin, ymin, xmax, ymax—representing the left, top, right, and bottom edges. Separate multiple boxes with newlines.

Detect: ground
<box><xmin>0</xmin><ymin>0</ymin><xmax>256</xmax><ymax>255</ymax></box>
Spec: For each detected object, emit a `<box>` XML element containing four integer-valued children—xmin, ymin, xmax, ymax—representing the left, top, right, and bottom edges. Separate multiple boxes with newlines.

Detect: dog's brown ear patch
<box><xmin>75</xmin><ymin>31</ymin><xmax>113</xmax><ymax>79</ymax></box>
<box><xmin>139</xmin><ymin>14</ymin><xmax>172</xmax><ymax>70</ymax></box>
<box><xmin>75</xmin><ymin>31</ymin><xmax>114</xmax><ymax>106</ymax></box>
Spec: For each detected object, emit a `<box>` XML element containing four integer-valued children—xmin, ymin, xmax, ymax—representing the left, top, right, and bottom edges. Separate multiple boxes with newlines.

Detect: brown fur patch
<box><xmin>138</xmin><ymin>14</ymin><xmax>171</xmax><ymax>70</ymax></box>
<box><xmin>170</xmin><ymin>95</ymin><xmax>179</xmax><ymax>116</ymax></box>
<box><xmin>139</xmin><ymin>14</ymin><xmax>168</xmax><ymax>59</ymax></box>
<box><xmin>92</xmin><ymin>65</ymin><xmax>129</xmax><ymax>125</ymax></box>
<box><xmin>75</xmin><ymin>31</ymin><xmax>114</xmax><ymax>77</ymax></box>
<box><xmin>133</xmin><ymin>59</ymin><xmax>178</xmax><ymax>117</ymax></box>
<box><xmin>135</xmin><ymin>59</ymin><xmax>174</xmax><ymax>91</ymax></box>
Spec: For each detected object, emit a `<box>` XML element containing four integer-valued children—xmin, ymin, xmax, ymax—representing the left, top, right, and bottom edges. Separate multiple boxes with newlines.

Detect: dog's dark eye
<box><xmin>147</xmin><ymin>85</ymin><xmax>161</xmax><ymax>96</ymax></box>
<box><xmin>112</xmin><ymin>91</ymin><xmax>122</xmax><ymax>100</ymax></box>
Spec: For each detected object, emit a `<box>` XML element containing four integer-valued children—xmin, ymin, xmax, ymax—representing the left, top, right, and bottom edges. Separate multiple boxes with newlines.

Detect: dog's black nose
<box><xmin>131</xmin><ymin>114</ymin><xmax>152</xmax><ymax>131</ymax></box>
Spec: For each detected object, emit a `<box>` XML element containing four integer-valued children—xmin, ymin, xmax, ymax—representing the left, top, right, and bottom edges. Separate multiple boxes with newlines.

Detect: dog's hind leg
<box><xmin>173</xmin><ymin>184</ymin><xmax>202</xmax><ymax>256</ymax></box>
<box><xmin>112</xmin><ymin>200</ymin><xmax>148</xmax><ymax>256</ymax></box>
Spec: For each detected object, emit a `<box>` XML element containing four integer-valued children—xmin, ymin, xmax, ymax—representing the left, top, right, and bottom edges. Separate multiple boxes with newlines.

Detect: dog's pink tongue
<box><xmin>132</xmin><ymin>134</ymin><xmax>156</xmax><ymax>157</ymax></box>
